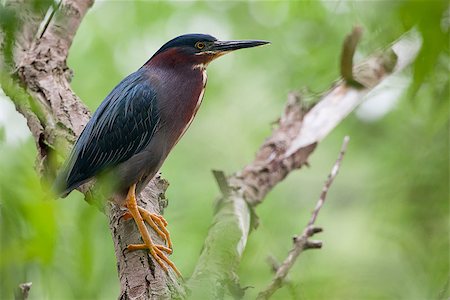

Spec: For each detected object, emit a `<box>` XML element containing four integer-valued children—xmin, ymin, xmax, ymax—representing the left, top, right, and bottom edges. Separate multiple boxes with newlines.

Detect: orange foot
<box><xmin>124</xmin><ymin>183</ymin><xmax>181</xmax><ymax>277</ymax></box>
<box><xmin>123</xmin><ymin>207</ymin><xmax>172</xmax><ymax>249</ymax></box>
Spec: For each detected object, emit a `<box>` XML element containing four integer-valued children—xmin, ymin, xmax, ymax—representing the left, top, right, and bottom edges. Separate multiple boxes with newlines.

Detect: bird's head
<box><xmin>147</xmin><ymin>33</ymin><xmax>269</xmax><ymax>68</ymax></box>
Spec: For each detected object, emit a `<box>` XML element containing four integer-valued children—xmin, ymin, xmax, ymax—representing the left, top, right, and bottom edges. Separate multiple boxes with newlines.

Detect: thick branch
<box><xmin>2</xmin><ymin>3</ymin><xmax>423</xmax><ymax>298</ymax></box>
<box><xmin>189</xmin><ymin>30</ymin><xmax>421</xmax><ymax>297</ymax></box>
<box><xmin>1</xmin><ymin>1</ymin><xmax>185</xmax><ymax>298</ymax></box>
<box><xmin>257</xmin><ymin>136</ymin><xmax>350</xmax><ymax>299</ymax></box>
<box><xmin>16</xmin><ymin>0</ymin><xmax>93</xmax><ymax>168</ymax></box>
<box><xmin>109</xmin><ymin>177</ymin><xmax>186</xmax><ymax>300</ymax></box>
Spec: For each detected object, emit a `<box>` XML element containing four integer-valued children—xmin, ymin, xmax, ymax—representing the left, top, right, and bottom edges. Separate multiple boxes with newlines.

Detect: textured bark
<box><xmin>109</xmin><ymin>178</ymin><xmax>185</xmax><ymax>300</ymax></box>
<box><xmin>1</xmin><ymin>2</ymin><xmax>423</xmax><ymax>299</ymax></box>
<box><xmin>15</xmin><ymin>0</ymin><xmax>92</xmax><ymax>175</ymax></box>
<box><xmin>1</xmin><ymin>1</ymin><xmax>185</xmax><ymax>299</ymax></box>
<box><xmin>188</xmin><ymin>30</ymin><xmax>422</xmax><ymax>297</ymax></box>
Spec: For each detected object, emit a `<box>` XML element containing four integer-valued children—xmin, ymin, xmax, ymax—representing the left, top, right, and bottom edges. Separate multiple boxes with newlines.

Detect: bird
<box><xmin>53</xmin><ymin>33</ymin><xmax>269</xmax><ymax>276</ymax></box>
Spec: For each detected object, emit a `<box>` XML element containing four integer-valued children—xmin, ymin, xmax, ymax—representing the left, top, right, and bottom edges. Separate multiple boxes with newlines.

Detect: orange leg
<box><xmin>125</xmin><ymin>183</ymin><xmax>181</xmax><ymax>276</ymax></box>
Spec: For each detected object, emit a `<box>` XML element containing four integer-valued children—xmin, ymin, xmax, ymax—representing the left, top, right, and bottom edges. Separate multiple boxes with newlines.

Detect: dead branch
<box><xmin>256</xmin><ymin>136</ymin><xmax>350</xmax><ymax>299</ymax></box>
<box><xmin>308</xmin><ymin>136</ymin><xmax>350</xmax><ymax>226</ymax></box>
<box><xmin>1</xmin><ymin>2</ymin><xmax>423</xmax><ymax>298</ymax></box>
<box><xmin>188</xmin><ymin>29</ymin><xmax>421</xmax><ymax>297</ymax></box>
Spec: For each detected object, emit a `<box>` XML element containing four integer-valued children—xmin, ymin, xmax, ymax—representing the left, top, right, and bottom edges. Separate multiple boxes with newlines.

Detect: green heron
<box><xmin>54</xmin><ymin>34</ymin><xmax>269</xmax><ymax>276</ymax></box>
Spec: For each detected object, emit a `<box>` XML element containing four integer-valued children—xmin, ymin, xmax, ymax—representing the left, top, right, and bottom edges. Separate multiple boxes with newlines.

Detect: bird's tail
<box><xmin>52</xmin><ymin>169</ymin><xmax>71</xmax><ymax>198</ymax></box>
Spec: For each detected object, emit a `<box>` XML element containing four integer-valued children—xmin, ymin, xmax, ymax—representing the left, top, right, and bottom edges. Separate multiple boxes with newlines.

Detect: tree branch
<box><xmin>2</xmin><ymin>2</ymin><xmax>423</xmax><ymax>298</ymax></box>
<box><xmin>256</xmin><ymin>136</ymin><xmax>350</xmax><ymax>299</ymax></box>
<box><xmin>1</xmin><ymin>1</ymin><xmax>186</xmax><ymax>298</ymax></box>
<box><xmin>188</xmin><ymin>29</ymin><xmax>421</xmax><ymax>297</ymax></box>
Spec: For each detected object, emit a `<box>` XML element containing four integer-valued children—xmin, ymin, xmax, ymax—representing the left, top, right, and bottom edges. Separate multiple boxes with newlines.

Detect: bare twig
<box><xmin>3</xmin><ymin>5</ymin><xmax>423</xmax><ymax>298</ymax></box>
<box><xmin>308</xmin><ymin>136</ymin><xmax>350</xmax><ymax>226</ymax></box>
<box><xmin>256</xmin><ymin>136</ymin><xmax>350</xmax><ymax>300</ymax></box>
<box><xmin>266</xmin><ymin>255</ymin><xmax>281</xmax><ymax>274</ymax></box>
<box><xmin>189</xmin><ymin>29</ymin><xmax>421</xmax><ymax>298</ymax></box>
<box><xmin>14</xmin><ymin>282</ymin><xmax>32</xmax><ymax>300</ymax></box>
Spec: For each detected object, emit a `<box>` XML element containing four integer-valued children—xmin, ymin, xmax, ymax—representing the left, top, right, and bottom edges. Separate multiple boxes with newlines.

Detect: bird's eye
<box><xmin>195</xmin><ymin>42</ymin><xmax>206</xmax><ymax>50</ymax></box>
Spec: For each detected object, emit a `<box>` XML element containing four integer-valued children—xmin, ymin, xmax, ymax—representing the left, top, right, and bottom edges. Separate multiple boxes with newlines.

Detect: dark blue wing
<box><xmin>55</xmin><ymin>70</ymin><xmax>159</xmax><ymax>195</ymax></box>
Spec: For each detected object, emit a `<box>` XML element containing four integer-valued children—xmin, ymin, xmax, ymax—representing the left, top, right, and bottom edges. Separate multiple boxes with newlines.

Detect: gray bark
<box><xmin>187</xmin><ymin>29</ymin><xmax>421</xmax><ymax>298</ymax></box>
<box><xmin>0</xmin><ymin>1</ymin><xmax>422</xmax><ymax>298</ymax></box>
<box><xmin>1</xmin><ymin>1</ymin><xmax>185</xmax><ymax>298</ymax></box>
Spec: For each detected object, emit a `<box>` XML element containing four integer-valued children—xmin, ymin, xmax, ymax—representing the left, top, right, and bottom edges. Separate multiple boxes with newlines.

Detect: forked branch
<box><xmin>189</xmin><ymin>28</ymin><xmax>421</xmax><ymax>297</ymax></box>
<box><xmin>1</xmin><ymin>2</ymin><xmax>422</xmax><ymax>298</ymax></box>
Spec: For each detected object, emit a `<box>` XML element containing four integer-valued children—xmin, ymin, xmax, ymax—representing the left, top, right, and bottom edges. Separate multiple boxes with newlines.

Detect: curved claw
<box><xmin>158</xmin><ymin>215</ymin><xmax>168</xmax><ymax>227</ymax></box>
<box><xmin>152</xmin><ymin>245</ymin><xmax>181</xmax><ymax>277</ymax></box>
<box><xmin>124</xmin><ymin>184</ymin><xmax>181</xmax><ymax>277</ymax></box>
<box><xmin>126</xmin><ymin>244</ymin><xmax>180</xmax><ymax>276</ymax></box>
<box><xmin>137</xmin><ymin>207</ymin><xmax>173</xmax><ymax>249</ymax></box>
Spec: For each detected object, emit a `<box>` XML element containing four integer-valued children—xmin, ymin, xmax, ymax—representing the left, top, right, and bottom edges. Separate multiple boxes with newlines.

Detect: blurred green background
<box><xmin>1</xmin><ymin>1</ymin><xmax>448</xmax><ymax>299</ymax></box>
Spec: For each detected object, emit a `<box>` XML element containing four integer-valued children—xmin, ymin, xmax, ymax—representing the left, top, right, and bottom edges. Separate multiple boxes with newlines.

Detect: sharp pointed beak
<box><xmin>211</xmin><ymin>40</ymin><xmax>270</xmax><ymax>52</ymax></box>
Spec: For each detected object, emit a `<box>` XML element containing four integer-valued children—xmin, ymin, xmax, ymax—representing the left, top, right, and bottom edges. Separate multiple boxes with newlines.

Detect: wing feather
<box><xmin>55</xmin><ymin>70</ymin><xmax>160</xmax><ymax>195</ymax></box>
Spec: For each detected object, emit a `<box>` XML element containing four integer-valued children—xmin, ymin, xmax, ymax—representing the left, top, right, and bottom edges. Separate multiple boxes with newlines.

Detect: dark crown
<box><xmin>153</xmin><ymin>33</ymin><xmax>217</xmax><ymax>56</ymax></box>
